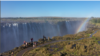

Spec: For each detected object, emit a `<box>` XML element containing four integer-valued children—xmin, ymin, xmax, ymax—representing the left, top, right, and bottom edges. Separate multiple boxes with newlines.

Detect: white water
<box><xmin>1</xmin><ymin>21</ymin><xmax>86</xmax><ymax>53</ymax></box>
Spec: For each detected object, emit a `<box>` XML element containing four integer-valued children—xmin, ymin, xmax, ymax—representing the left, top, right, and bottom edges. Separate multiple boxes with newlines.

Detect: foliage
<box><xmin>90</xmin><ymin>18</ymin><xmax>100</xmax><ymax>23</ymax></box>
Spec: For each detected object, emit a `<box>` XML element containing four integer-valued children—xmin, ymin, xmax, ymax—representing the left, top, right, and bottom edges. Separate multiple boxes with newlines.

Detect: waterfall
<box><xmin>1</xmin><ymin>21</ymin><xmax>85</xmax><ymax>53</ymax></box>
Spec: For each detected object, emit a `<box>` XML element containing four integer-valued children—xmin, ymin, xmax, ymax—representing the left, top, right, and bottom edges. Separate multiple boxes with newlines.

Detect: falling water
<box><xmin>1</xmin><ymin>21</ymin><xmax>86</xmax><ymax>53</ymax></box>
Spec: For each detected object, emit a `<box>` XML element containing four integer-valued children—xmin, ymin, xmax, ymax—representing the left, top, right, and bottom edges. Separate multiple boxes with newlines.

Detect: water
<box><xmin>1</xmin><ymin>21</ymin><xmax>86</xmax><ymax>53</ymax></box>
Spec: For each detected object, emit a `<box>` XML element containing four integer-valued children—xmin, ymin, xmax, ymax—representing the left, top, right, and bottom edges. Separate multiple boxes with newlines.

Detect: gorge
<box><xmin>1</xmin><ymin>20</ymin><xmax>86</xmax><ymax>53</ymax></box>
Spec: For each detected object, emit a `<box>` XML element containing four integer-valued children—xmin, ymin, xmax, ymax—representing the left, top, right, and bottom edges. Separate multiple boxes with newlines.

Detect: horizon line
<box><xmin>1</xmin><ymin>16</ymin><xmax>100</xmax><ymax>18</ymax></box>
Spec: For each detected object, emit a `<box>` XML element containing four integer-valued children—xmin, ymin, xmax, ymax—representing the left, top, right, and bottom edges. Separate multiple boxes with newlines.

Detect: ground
<box><xmin>22</xmin><ymin>23</ymin><xmax>100</xmax><ymax>56</ymax></box>
<box><xmin>23</xmin><ymin>30</ymin><xmax>100</xmax><ymax>56</ymax></box>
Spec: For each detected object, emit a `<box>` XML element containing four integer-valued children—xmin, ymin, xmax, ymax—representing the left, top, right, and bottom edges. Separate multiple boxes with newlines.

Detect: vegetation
<box><xmin>1</xmin><ymin>17</ymin><xmax>85</xmax><ymax>23</ymax></box>
<box><xmin>90</xmin><ymin>18</ymin><xmax>100</xmax><ymax>23</ymax></box>
<box><xmin>23</xmin><ymin>36</ymin><xmax>100</xmax><ymax>56</ymax></box>
<box><xmin>23</xmin><ymin>25</ymin><xmax>100</xmax><ymax>56</ymax></box>
<box><xmin>89</xmin><ymin>18</ymin><xmax>100</xmax><ymax>28</ymax></box>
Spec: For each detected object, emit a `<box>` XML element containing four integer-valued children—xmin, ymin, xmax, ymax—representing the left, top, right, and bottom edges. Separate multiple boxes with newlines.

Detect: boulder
<box><xmin>71</xmin><ymin>44</ymin><xmax>76</xmax><ymax>49</ymax></box>
<box><xmin>84</xmin><ymin>46</ymin><xmax>87</xmax><ymax>49</ymax></box>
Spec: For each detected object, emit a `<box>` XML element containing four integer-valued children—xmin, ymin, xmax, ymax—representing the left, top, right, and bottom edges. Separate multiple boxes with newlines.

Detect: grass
<box><xmin>52</xmin><ymin>29</ymin><xmax>95</xmax><ymax>41</ymax></box>
<box><xmin>23</xmin><ymin>37</ymin><xmax>100</xmax><ymax>56</ymax></box>
<box><xmin>96</xmin><ymin>23</ymin><xmax>100</xmax><ymax>26</ymax></box>
<box><xmin>89</xmin><ymin>21</ymin><xmax>100</xmax><ymax>28</ymax></box>
<box><xmin>92</xmin><ymin>30</ymin><xmax>100</xmax><ymax>45</ymax></box>
<box><xmin>23</xmin><ymin>29</ymin><xmax>100</xmax><ymax>56</ymax></box>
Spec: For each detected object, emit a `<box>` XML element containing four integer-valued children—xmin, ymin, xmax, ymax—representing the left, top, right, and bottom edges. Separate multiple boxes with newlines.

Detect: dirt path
<box><xmin>16</xmin><ymin>40</ymin><xmax>66</xmax><ymax>56</ymax></box>
<box><xmin>16</xmin><ymin>31</ymin><xmax>98</xmax><ymax>56</ymax></box>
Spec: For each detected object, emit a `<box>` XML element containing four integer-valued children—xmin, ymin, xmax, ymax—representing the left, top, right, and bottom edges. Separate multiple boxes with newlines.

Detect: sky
<box><xmin>1</xmin><ymin>1</ymin><xmax>100</xmax><ymax>17</ymax></box>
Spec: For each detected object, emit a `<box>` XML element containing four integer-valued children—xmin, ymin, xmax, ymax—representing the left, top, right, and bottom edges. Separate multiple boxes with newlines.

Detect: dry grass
<box><xmin>93</xmin><ymin>31</ymin><xmax>100</xmax><ymax>38</ymax></box>
<box><xmin>23</xmin><ymin>25</ymin><xmax>100</xmax><ymax>56</ymax></box>
<box><xmin>23</xmin><ymin>37</ymin><xmax>100</xmax><ymax>56</ymax></box>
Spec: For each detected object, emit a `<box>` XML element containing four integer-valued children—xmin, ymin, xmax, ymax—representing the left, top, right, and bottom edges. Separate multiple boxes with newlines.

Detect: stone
<box><xmin>71</xmin><ymin>44</ymin><xmax>76</xmax><ymax>49</ymax></box>
<box><xmin>84</xmin><ymin>46</ymin><xmax>87</xmax><ymax>49</ymax></box>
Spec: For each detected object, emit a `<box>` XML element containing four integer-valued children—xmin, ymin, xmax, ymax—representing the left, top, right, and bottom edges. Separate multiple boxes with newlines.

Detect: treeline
<box><xmin>90</xmin><ymin>18</ymin><xmax>100</xmax><ymax>23</ymax></box>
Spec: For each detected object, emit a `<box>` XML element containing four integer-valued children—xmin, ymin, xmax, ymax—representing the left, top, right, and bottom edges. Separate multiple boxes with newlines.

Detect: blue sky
<box><xmin>1</xmin><ymin>1</ymin><xmax>100</xmax><ymax>17</ymax></box>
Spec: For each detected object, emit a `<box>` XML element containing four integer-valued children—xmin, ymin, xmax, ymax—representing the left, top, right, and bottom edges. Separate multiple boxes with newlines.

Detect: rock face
<box><xmin>1</xmin><ymin>21</ymin><xmax>85</xmax><ymax>53</ymax></box>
